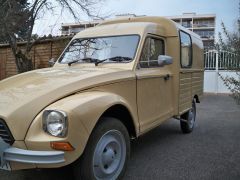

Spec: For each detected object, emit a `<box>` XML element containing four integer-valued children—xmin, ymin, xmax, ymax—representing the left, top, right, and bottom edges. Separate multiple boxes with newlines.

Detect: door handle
<box><xmin>164</xmin><ymin>74</ymin><xmax>170</xmax><ymax>81</ymax></box>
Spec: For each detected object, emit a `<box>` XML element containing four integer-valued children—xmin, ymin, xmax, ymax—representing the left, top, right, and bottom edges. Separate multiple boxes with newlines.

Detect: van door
<box><xmin>136</xmin><ymin>36</ymin><xmax>174</xmax><ymax>133</ymax></box>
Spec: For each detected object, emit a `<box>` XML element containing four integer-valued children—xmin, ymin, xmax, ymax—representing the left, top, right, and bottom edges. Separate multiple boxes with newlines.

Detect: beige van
<box><xmin>0</xmin><ymin>16</ymin><xmax>203</xmax><ymax>179</ymax></box>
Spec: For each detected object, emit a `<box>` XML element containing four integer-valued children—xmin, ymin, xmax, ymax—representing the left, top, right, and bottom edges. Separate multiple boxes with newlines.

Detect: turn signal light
<box><xmin>50</xmin><ymin>142</ymin><xmax>75</xmax><ymax>151</ymax></box>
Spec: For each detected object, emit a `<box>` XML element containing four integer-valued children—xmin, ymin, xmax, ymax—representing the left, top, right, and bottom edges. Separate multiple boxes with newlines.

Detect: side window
<box><xmin>180</xmin><ymin>31</ymin><xmax>192</xmax><ymax>68</ymax></box>
<box><xmin>139</xmin><ymin>37</ymin><xmax>165</xmax><ymax>68</ymax></box>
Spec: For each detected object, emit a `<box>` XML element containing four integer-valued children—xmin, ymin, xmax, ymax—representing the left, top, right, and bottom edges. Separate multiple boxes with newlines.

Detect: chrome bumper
<box><xmin>0</xmin><ymin>138</ymin><xmax>65</xmax><ymax>169</ymax></box>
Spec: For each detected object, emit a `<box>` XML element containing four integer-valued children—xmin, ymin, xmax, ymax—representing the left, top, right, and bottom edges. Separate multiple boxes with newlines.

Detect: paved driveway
<box><xmin>1</xmin><ymin>94</ymin><xmax>240</xmax><ymax>180</ymax></box>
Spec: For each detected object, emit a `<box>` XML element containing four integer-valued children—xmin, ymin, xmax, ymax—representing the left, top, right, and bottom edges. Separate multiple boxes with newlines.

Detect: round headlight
<box><xmin>43</xmin><ymin>110</ymin><xmax>68</xmax><ymax>137</ymax></box>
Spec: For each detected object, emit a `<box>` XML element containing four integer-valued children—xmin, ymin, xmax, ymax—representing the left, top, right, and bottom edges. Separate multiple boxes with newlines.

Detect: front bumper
<box><xmin>0</xmin><ymin>138</ymin><xmax>65</xmax><ymax>170</ymax></box>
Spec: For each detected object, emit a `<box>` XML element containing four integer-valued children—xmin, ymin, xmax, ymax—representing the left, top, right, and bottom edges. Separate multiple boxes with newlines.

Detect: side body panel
<box><xmin>136</xmin><ymin>69</ymin><xmax>174</xmax><ymax>133</ymax></box>
<box><xmin>192</xmin><ymin>71</ymin><xmax>204</xmax><ymax>99</ymax></box>
<box><xmin>179</xmin><ymin>70</ymin><xmax>204</xmax><ymax>114</ymax></box>
<box><xmin>179</xmin><ymin>72</ymin><xmax>192</xmax><ymax>113</ymax></box>
<box><xmin>178</xmin><ymin>33</ymin><xmax>204</xmax><ymax>115</ymax></box>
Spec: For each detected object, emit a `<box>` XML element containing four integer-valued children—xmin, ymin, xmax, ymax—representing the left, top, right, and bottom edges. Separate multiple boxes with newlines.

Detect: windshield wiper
<box><xmin>68</xmin><ymin>57</ymin><xmax>99</xmax><ymax>66</ymax></box>
<box><xmin>68</xmin><ymin>56</ymin><xmax>132</xmax><ymax>66</ymax></box>
<box><xmin>95</xmin><ymin>56</ymin><xmax>132</xmax><ymax>66</ymax></box>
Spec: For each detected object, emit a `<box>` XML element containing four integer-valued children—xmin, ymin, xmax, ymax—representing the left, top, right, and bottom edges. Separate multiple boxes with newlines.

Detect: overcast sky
<box><xmin>33</xmin><ymin>0</ymin><xmax>239</xmax><ymax>36</ymax></box>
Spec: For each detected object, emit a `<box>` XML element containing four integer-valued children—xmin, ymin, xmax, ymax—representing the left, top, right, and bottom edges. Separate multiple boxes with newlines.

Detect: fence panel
<box><xmin>204</xmin><ymin>50</ymin><xmax>239</xmax><ymax>70</ymax></box>
<box><xmin>204</xmin><ymin>49</ymin><xmax>239</xmax><ymax>93</ymax></box>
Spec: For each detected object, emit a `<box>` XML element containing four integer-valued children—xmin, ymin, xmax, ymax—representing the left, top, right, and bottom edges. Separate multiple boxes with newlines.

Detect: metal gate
<box><xmin>204</xmin><ymin>50</ymin><xmax>239</xmax><ymax>93</ymax></box>
<box><xmin>204</xmin><ymin>50</ymin><xmax>239</xmax><ymax>70</ymax></box>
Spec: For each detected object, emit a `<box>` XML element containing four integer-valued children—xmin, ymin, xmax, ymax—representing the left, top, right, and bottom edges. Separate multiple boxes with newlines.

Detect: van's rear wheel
<box><xmin>74</xmin><ymin>117</ymin><xmax>130</xmax><ymax>180</ymax></box>
<box><xmin>180</xmin><ymin>100</ymin><xmax>196</xmax><ymax>133</ymax></box>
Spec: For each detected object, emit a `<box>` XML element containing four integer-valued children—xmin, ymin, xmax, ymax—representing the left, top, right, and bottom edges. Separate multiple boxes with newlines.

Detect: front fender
<box><xmin>25</xmin><ymin>91</ymin><xmax>137</xmax><ymax>168</ymax></box>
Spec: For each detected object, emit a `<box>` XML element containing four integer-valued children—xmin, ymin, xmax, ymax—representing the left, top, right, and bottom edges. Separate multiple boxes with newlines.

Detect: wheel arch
<box><xmin>97</xmin><ymin>104</ymin><xmax>137</xmax><ymax>139</ymax></box>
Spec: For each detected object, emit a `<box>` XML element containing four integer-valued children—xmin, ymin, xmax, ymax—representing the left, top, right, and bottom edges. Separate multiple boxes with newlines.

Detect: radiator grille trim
<box><xmin>0</xmin><ymin>119</ymin><xmax>14</xmax><ymax>145</ymax></box>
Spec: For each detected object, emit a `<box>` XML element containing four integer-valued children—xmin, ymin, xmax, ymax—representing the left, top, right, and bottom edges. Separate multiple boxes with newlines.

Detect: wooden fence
<box><xmin>0</xmin><ymin>36</ymin><xmax>72</xmax><ymax>80</ymax></box>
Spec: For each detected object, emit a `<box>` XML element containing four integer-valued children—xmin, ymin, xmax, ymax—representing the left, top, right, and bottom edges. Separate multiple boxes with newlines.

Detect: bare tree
<box><xmin>217</xmin><ymin>1</ymin><xmax>240</xmax><ymax>104</ymax></box>
<box><xmin>0</xmin><ymin>0</ymin><xmax>104</xmax><ymax>73</ymax></box>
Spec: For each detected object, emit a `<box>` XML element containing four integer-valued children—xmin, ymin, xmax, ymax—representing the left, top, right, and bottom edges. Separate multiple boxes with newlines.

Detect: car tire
<box><xmin>74</xmin><ymin>117</ymin><xmax>130</xmax><ymax>180</ymax></box>
<box><xmin>180</xmin><ymin>100</ymin><xmax>196</xmax><ymax>134</ymax></box>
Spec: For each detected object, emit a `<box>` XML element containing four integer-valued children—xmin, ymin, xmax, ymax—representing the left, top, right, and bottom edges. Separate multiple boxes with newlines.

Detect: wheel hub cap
<box><xmin>93</xmin><ymin>130</ymin><xmax>126</xmax><ymax>179</ymax></box>
<box><xmin>188</xmin><ymin>106</ymin><xmax>195</xmax><ymax>128</ymax></box>
<box><xmin>102</xmin><ymin>147</ymin><xmax>117</xmax><ymax>169</ymax></box>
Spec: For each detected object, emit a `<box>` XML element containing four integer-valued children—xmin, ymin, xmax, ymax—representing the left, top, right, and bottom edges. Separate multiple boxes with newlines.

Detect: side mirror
<box><xmin>158</xmin><ymin>55</ymin><xmax>173</xmax><ymax>67</ymax></box>
<box><xmin>49</xmin><ymin>58</ymin><xmax>56</xmax><ymax>67</ymax></box>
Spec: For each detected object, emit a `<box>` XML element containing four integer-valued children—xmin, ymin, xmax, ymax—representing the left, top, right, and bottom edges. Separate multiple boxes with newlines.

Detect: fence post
<box><xmin>215</xmin><ymin>50</ymin><xmax>219</xmax><ymax>94</ymax></box>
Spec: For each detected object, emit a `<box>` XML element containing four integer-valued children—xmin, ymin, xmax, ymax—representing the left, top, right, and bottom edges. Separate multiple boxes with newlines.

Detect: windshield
<box><xmin>59</xmin><ymin>35</ymin><xmax>140</xmax><ymax>64</ymax></box>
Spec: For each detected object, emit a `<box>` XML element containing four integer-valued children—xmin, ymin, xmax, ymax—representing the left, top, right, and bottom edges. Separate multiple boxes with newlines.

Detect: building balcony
<box><xmin>61</xmin><ymin>30</ymin><xmax>69</xmax><ymax>35</ymax></box>
<box><xmin>192</xmin><ymin>26</ymin><xmax>215</xmax><ymax>30</ymax></box>
<box><xmin>201</xmin><ymin>36</ymin><xmax>215</xmax><ymax>40</ymax></box>
<box><xmin>193</xmin><ymin>23</ymin><xmax>215</xmax><ymax>28</ymax></box>
<box><xmin>182</xmin><ymin>24</ymin><xmax>192</xmax><ymax>28</ymax></box>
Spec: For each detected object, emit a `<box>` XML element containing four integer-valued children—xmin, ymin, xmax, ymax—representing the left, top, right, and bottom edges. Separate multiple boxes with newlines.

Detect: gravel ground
<box><xmin>1</xmin><ymin>94</ymin><xmax>240</xmax><ymax>180</ymax></box>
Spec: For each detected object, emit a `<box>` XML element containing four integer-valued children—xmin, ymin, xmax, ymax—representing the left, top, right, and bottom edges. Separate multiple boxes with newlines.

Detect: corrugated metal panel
<box><xmin>179</xmin><ymin>73</ymin><xmax>192</xmax><ymax>113</ymax></box>
<box><xmin>179</xmin><ymin>71</ymin><xmax>203</xmax><ymax>114</ymax></box>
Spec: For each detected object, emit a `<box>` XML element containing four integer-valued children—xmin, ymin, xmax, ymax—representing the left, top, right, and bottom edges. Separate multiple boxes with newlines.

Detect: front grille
<box><xmin>0</xmin><ymin>119</ymin><xmax>14</xmax><ymax>145</ymax></box>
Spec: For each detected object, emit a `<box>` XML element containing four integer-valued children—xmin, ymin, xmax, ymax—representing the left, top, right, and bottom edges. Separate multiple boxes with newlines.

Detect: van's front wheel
<box><xmin>180</xmin><ymin>100</ymin><xmax>196</xmax><ymax>133</ymax></box>
<box><xmin>74</xmin><ymin>117</ymin><xmax>130</xmax><ymax>180</ymax></box>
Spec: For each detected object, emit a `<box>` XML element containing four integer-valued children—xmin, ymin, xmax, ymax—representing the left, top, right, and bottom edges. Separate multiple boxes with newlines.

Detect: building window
<box><xmin>193</xmin><ymin>19</ymin><xmax>215</xmax><ymax>27</ymax></box>
<box><xmin>182</xmin><ymin>20</ymin><xmax>192</xmax><ymax>28</ymax></box>
<box><xmin>139</xmin><ymin>37</ymin><xmax>165</xmax><ymax>68</ymax></box>
<box><xmin>180</xmin><ymin>31</ymin><xmax>192</xmax><ymax>68</ymax></box>
<box><xmin>194</xmin><ymin>30</ymin><xmax>214</xmax><ymax>39</ymax></box>
<box><xmin>203</xmin><ymin>41</ymin><xmax>214</xmax><ymax>49</ymax></box>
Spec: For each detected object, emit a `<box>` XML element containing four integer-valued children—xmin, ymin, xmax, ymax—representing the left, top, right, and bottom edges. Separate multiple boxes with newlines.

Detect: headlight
<box><xmin>43</xmin><ymin>110</ymin><xmax>68</xmax><ymax>137</ymax></box>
